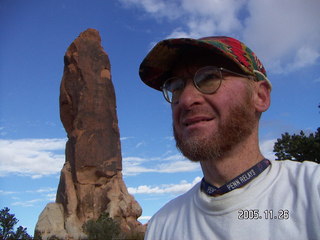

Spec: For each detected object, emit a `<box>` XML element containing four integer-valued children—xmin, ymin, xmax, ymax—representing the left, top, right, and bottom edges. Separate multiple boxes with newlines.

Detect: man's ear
<box><xmin>254</xmin><ymin>80</ymin><xmax>271</xmax><ymax>113</ymax></box>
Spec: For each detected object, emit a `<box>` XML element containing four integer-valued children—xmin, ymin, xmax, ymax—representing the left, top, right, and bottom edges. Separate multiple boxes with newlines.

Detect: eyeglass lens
<box><xmin>163</xmin><ymin>66</ymin><xmax>222</xmax><ymax>103</ymax></box>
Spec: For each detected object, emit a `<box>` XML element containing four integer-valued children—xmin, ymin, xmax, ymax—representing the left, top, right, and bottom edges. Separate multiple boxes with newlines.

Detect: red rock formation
<box><xmin>35</xmin><ymin>29</ymin><xmax>144</xmax><ymax>240</ymax></box>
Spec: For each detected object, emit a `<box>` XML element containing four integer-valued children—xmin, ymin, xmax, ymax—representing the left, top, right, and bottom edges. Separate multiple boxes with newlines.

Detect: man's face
<box><xmin>171</xmin><ymin>60</ymin><xmax>258</xmax><ymax>162</ymax></box>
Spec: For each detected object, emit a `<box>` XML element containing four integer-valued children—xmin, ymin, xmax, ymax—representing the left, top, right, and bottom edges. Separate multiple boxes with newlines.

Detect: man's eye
<box><xmin>169</xmin><ymin>80</ymin><xmax>184</xmax><ymax>92</ymax></box>
<box><xmin>197</xmin><ymin>73</ymin><xmax>219</xmax><ymax>84</ymax></box>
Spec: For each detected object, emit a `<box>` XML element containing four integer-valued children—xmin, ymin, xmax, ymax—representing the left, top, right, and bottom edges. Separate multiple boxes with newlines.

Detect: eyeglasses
<box><xmin>161</xmin><ymin>66</ymin><xmax>254</xmax><ymax>103</ymax></box>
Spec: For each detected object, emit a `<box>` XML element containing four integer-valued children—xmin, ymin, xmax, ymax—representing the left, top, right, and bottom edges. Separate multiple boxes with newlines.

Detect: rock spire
<box><xmin>35</xmin><ymin>29</ymin><xmax>144</xmax><ymax>240</ymax></box>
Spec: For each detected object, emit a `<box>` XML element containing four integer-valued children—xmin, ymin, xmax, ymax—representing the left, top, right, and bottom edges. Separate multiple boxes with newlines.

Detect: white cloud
<box><xmin>119</xmin><ymin>0</ymin><xmax>320</xmax><ymax>73</ymax></box>
<box><xmin>0</xmin><ymin>138</ymin><xmax>66</xmax><ymax>178</ymax></box>
<box><xmin>120</xmin><ymin>136</ymin><xmax>134</xmax><ymax>141</ymax></box>
<box><xmin>119</xmin><ymin>0</ymin><xmax>180</xmax><ymax>20</ymax></box>
<box><xmin>123</xmin><ymin>154</ymin><xmax>200</xmax><ymax>176</ymax></box>
<box><xmin>166</xmin><ymin>28</ymin><xmax>192</xmax><ymax>39</ymax></box>
<box><xmin>260</xmin><ymin>139</ymin><xmax>277</xmax><ymax>161</ymax></box>
<box><xmin>26</xmin><ymin>187</ymin><xmax>57</xmax><ymax>193</ymax></box>
<box><xmin>123</xmin><ymin>165</ymin><xmax>156</xmax><ymax>176</ymax></box>
<box><xmin>243</xmin><ymin>0</ymin><xmax>320</xmax><ymax>73</ymax></box>
<box><xmin>0</xmin><ymin>190</ymin><xmax>17</xmax><ymax>195</ymax></box>
<box><xmin>124</xmin><ymin>156</ymin><xmax>148</xmax><ymax>163</ymax></box>
<box><xmin>288</xmin><ymin>46</ymin><xmax>320</xmax><ymax>70</ymax></box>
<box><xmin>138</xmin><ymin>216</ymin><xmax>152</xmax><ymax>221</ymax></box>
<box><xmin>119</xmin><ymin>0</ymin><xmax>245</xmax><ymax>38</ymax></box>
<box><xmin>182</xmin><ymin>0</ymin><xmax>244</xmax><ymax>37</ymax></box>
<box><xmin>162</xmin><ymin>153</ymin><xmax>184</xmax><ymax>161</ymax></box>
<box><xmin>128</xmin><ymin>176</ymin><xmax>201</xmax><ymax>195</ymax></box>
<box><xmin>0</xmin><ymin>137</ymin><xmax>276</xmax><ymax>179</ymax></box>
<box><xmin>46</xmin><ymin>193</ymin><xmax>57</xmax><ymax>202</ymax></box>
<box><xmin>157</xmin><ymin>160</ymin><xmax>199</xmax><ymax>173</ymax></box>
<box><xmin>12</xmin><ymin>198</ymin><xmax>45</xmax><ymax>207</ymax></box>
<box><xmin>6</xmin><ymin>187</ymin><xmax>57</xmax><ymax>206</ymax></box>
<box><xmin>0</xmin><ymin>137</ymin><xmax>197</xmax><ymax>178</ymax></box>
<box><xmin>135</xmin><ymin>142</ymin><xmax>145</xmax><ymax>148</ymax></box>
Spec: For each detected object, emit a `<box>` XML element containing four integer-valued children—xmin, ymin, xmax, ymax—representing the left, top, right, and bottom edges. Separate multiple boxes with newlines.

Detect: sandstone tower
<box><xmin>35</xmin><ymin>29</ymin><xmax>144</xmax><ymax>240</ymax></box>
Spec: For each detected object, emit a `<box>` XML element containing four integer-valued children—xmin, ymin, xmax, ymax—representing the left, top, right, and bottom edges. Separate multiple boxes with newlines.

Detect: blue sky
<box><xmin>0</xmin><ymin>0</ymin><xmax>319</xmax><ymax>235</ymax></box>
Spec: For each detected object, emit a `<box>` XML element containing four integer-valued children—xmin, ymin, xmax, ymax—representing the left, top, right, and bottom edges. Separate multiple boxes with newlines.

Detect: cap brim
<box><xmin>139</xmin><ymin>38</ymin><xmax>233</xmax><ymax>91</ymax></box>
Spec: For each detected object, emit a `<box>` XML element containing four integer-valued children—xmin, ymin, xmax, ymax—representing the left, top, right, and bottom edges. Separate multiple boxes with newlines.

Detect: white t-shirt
<box><xmin>145</xmin><ymin>160</ymin><xmax>320</xmax><ymax>240</ymax></box>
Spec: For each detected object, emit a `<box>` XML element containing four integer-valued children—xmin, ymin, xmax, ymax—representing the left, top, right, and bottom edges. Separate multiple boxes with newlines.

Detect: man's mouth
<box><xmin>183</xmin><ymin>116</ymin><xmax>214</xmax><ymax>127</ymax></box>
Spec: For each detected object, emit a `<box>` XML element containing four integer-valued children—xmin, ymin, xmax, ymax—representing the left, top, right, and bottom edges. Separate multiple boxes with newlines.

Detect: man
<box><xmin>139</xmin><ymin>36</ymin><xmax>320</xmax><ymax>240</ymax></box>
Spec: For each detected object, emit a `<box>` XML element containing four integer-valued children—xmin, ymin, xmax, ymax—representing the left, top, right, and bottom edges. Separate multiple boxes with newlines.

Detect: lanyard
<box><xmin>200</xmin><ymin>159</ymin><xmax>271</xmax><ymax>196</ymax></box>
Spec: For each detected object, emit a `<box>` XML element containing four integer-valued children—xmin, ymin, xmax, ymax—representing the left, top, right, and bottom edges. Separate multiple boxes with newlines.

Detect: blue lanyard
<box><xmin>201</xmin><ymin>159</ymin><xmax>271</xmax><ymax>196</ymax></box>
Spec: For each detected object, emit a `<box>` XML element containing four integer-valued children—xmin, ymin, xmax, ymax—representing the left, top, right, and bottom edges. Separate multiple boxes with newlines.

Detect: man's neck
<box><xmin>200</xmin><ymin>134</ymin><xmax>264</xmax><ymax>188</ymax></box>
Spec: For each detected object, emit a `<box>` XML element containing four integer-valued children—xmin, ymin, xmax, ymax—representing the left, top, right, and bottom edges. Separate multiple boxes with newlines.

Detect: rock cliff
<box><xmin>35</xmin><ymin>29</ymin><xmax>144</xmax><ymax>240</ymax></box>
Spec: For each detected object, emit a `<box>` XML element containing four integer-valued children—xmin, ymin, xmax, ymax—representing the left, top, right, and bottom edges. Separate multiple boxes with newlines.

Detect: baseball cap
<box><xmin>139</xmin><ymin>36</ymin><xmax>271</xmax><ymax>90</ymax></box>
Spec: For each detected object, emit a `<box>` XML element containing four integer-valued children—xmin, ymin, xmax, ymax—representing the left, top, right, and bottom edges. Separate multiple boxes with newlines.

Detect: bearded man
<box><xmin>139</xmin><ymin>36</ymin><xmax>320</xmax><ymax>240</ymax></box>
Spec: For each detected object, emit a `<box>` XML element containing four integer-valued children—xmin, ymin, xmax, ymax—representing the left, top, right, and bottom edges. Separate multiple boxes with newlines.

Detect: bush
<box><xmin>83</xmin><ymin>213</ymin><xmax>121</xmax><ymax>240</ymax></box>
<box><xmin>123</xmin><ymin>230</ymin><xmax>145</xmax><ymax>240</ymax></box>
<box><xmin>83</xmin><ymin>213</ymin><xmax>145</xmax><ymax>240</ymax></box>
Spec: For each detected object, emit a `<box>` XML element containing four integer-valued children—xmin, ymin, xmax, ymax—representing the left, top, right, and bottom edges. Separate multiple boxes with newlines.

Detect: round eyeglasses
<box><xmin>161</xmin><ymin>66</ymin><xmax>254</xmax><ymax>103</ymax></box>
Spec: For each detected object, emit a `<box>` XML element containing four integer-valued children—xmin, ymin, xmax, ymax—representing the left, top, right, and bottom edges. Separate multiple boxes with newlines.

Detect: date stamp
<box><xmin>238</xmin><ymin>209</ymin><xmax>290</xmax><ymax>220</ymax></box>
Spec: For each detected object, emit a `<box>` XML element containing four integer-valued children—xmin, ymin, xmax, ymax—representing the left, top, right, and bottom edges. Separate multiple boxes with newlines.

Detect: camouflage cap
<box><xmin>139</xmin><ymin>36</ymin><xmax>271</xmax><ymax>91</ymax></box>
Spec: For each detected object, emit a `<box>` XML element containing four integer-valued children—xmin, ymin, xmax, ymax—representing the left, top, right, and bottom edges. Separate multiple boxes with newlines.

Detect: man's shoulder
<box><xmin>150</xmin><ymin>182</ymin><xmax>200</xmax><ymax>222</ymax></box>
<box><xmin>272</xmin><ymin>160</ymin><xmax>320</xmax><ymax>184</ymax></box>
<box><xmin>274</xmin><ymin>159</ymin><xmax>319</xmax><ymax>171</ymax></box>
<box><xmin>145</xmin><ymin>183</ymin><xmax>201</xmax><ymax>239</ymax></box>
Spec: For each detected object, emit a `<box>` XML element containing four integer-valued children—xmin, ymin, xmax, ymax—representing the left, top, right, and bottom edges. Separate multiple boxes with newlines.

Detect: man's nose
<box><xmin>176</xmin><ymin>80</ymin><xmax>203</xmax><ymax>107</ymax></box>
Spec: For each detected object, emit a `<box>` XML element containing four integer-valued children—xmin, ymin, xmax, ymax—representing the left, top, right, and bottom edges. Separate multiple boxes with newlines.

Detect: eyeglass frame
<box><xmin>161</xmin><ymin>66</ymin><xmax>256</xmax><ymax>103</ymax></box>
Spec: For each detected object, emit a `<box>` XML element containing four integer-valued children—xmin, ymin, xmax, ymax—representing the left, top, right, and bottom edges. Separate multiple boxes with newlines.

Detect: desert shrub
<box><xmin>83</xmin><ymin>213</ymin><xmax>145</xmax><ymax>240</ymax></box>
<box><xmin>83</xmin><ymin>213</ymin><xmax>121</xmax><ymax>240</ymax></box>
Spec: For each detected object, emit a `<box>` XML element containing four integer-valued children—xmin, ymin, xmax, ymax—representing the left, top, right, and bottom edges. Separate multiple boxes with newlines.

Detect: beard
<box><xmin>174</xmin><ymin>92</ymin><xmax>257</xmax><ymax>162</ymax></box>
